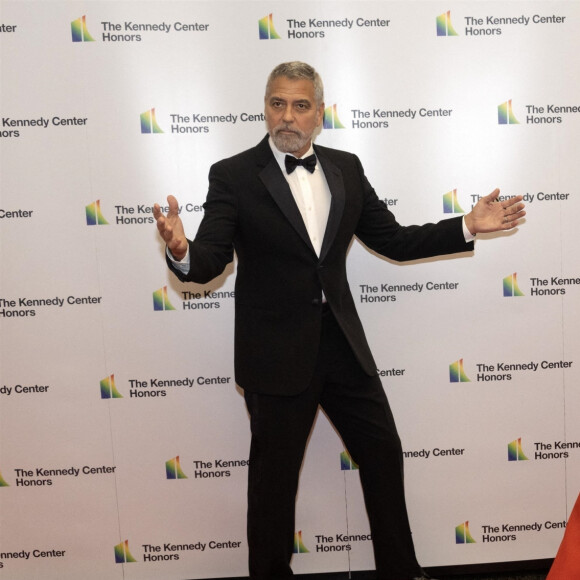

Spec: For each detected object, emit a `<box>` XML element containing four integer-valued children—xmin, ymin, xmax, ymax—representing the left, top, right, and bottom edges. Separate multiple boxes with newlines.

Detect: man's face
<box><xmin>265</xmin><ymin>76</ymin><xmax>324</xmax><ymax>158</ymax></box>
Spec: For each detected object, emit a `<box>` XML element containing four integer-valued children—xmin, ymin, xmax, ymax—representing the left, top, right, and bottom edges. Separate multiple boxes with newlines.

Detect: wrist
<box><xmin>169</xmin><ymin>243</ymin><xmax>187</xmax><ymax>262</ymax></box>
<box><xmin>464</xmin><ymin>213</ymin><xmax>476</xmax><ymax>236</ymax></box>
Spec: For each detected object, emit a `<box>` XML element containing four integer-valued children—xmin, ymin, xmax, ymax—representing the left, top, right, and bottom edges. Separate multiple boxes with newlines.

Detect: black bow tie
<box><xmin>285</xmin><ymin>154</ymin><xmax>317</xmax><ymax>174</ymax></box>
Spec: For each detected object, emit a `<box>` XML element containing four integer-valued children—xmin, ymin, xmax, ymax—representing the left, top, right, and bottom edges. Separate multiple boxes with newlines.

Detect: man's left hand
<box><xmin>464</xmin><ymin>188</ymin><xmax>526</xmax><ymax>235</ymax></box>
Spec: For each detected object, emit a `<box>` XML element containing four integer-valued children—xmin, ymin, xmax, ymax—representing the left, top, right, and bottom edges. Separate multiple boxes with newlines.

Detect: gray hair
<box><xmin>265</xmin><ymin>62</ymin><xmax>324</xmax><ymax>106</ymax></box>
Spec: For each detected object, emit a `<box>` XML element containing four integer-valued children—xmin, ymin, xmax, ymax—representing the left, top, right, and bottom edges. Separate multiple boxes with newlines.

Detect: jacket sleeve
<box><xmin>167</xmin><ymin>160</ymin><xmax>237</xmax><ymax>284</ymax></box>
<box><xmin>352</xmin><ymin>155</ymin><xmax>474</xmax><ymax>261</ymax></box>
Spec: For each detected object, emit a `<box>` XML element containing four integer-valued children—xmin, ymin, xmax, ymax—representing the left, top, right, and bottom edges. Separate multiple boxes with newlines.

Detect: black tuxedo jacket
<box><xmin>168</xmin><ymin>135</ymin><xmax>473</xmax><ymax>395</ymax></box>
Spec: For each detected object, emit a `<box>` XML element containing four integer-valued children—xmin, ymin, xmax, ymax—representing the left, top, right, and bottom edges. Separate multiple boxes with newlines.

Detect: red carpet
<box><xmin>547</xmin><ymin>492</ymin><xmax>580</xmax><ymax>579</ymax></box>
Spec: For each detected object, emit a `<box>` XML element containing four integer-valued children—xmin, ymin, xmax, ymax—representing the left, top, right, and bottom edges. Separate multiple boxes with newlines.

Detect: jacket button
<box><xmin>311</xmin><ymin>299</ymin><xmax>320</xmax><ymax>306</ymax></box>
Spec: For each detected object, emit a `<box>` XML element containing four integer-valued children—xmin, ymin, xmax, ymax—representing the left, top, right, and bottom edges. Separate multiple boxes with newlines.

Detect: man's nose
<box><xmin>282</xmin><ymin>105</ymin><xmax>294</xmax><ymax>122</ymax></box>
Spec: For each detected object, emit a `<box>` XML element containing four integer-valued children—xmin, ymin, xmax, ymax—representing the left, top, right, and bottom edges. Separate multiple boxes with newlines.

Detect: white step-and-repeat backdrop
<box><xmin>1</xmin><ymin>1</ymin><xmax>579</xmax><ymax>578</ymax></box>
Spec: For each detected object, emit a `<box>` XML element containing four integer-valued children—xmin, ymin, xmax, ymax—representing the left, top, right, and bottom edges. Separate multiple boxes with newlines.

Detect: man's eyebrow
<box><xmin>268</xmin><ymin>96</ymin><xmax>312</xmax><ymax>105</ymax></box>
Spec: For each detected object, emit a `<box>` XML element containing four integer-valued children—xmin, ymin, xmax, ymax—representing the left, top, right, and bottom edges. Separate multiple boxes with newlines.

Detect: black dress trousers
<box><xmin>244</xmin><ymin>305</ymin><xmax>422</xmax><ymax>580</ymax></box>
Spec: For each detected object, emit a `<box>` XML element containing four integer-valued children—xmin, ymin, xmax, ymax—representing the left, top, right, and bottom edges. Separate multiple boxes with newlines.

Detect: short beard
<box><xmin>270</xmin><ymin>124</ymin><xmax>311</xmax><ymax>154</ymax></box>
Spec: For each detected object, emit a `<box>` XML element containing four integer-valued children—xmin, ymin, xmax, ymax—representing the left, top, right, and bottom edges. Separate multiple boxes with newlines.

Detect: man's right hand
<box><xmin>153</xmin><ymin>195</ymin><xmax>188</xmax><ymax>261</ymax></box>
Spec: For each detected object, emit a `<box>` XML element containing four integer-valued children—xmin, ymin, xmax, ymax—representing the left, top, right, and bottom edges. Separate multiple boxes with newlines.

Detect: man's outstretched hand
<box><xmin>464</xmin><ymin>188</ymin><xmax>526</xmax><ymax>235</ymax></box>
<box><xmin>153</xmin><ymin>195</ymin><xmax>188</xmax><ymax>261</ymax></box>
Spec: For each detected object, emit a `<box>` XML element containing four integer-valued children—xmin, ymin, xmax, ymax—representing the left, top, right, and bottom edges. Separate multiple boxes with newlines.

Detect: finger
<box><xmin>153</xmin><ymin>203</ymin><xmax>163</xmax><ymax>220</ymax></box>
<box><xmin>504</xmin><ymin>203</ymin><xmax>525</xmax><ymax>218</ymax></box>
<box><xmin>167</xmin><ymin>195</ymin><xmax>179</xmax><ymax>216</ymax></box>
<box><xmin>162</xmin><ymin>226</ymin><xmax>176</xmax><ymax>244</ymax></box>
<box><xmin>502</xmin><ymin>195</ymin><xmax>524</xmax><ymax>209</ymax></box>
<box><xmin>510</xmin><ymin>203</ymin><xmax>525</xmax><ymax>215</ymax></box>
<box><xmin>484</xmin><ymin>188</ymin><xmax>501</xmax><ymax>203</ymax></box>
<box><xmin>503</xmin><ymin>210</ymin><xmax>526</xmax><ymax>228</ymax></box>
<box><xmin>156</xmin><ymin>215</ymin><xmax>170</xmax><ymax>236</ymax></box>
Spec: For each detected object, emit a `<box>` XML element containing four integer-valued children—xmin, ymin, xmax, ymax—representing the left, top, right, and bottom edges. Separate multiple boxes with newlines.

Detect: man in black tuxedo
<box><xmin>154</xmin><ymin>62</ymin><xmax>525</xmax><ymax>580</ymax></box>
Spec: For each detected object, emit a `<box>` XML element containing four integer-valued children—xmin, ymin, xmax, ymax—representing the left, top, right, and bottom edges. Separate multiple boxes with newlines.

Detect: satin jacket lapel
<box><xmin>256</xmin><ymin>138</ymin><xmax>316</xmax><ymax>254</ymax></box>
<box><xmin>315</xmin><ymin>147</ymin><xmax>345</xmax><ymax>262</ymax></box>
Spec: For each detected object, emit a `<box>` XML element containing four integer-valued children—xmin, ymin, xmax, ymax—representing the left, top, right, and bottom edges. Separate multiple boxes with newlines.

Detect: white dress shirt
<box><xmin>268</xmin><ymin>137</ymin><xmax>331</xmax><ymax>257</ymax></box>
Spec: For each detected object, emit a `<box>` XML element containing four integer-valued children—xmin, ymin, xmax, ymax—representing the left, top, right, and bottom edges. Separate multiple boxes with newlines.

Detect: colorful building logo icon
<box><xmin>71</xmin><ymin>15</ymin><xmax>95</xmax><ymax>42</ymax></box>
<box><xmin>436</xmin><ymin>11</ymin><xmax>458</xmax><ymax>36</ymax></box>
<box><xmin>498</xmin><ymin>100</ymin><xmax>519</xmax><ymax>125</ymax></box>
<box><xmin>508</xmin><ymin>438</ymin><xmax>529</xmax><ymax>461</ymax></box>
<box><xmin>455</xmin><ymin>521</ymin><xmax>476</xmax><ymax>543</ymax></box>
<box><xmin>293</xmin><ymin>531</ymin><xmax>309</xmax><ymax>553</ymax></box>
<box><xmin>503</xmin><ymin>273</ymin><xmax>524</xmax><ymax>297</ymax></box>
<box><xmin>323</xmin><ymin>104</ymin><xmax>345</xmax><ymax>129</ymax></box>
<box><xmin>450</xmin><ymin>359</ymin><xmax>470</xmax><ymax>383</ymax></box>
<box><xmin>166</xmin><ymin>456</ymin><xmax>188</xmax><ymax>479</ymax></box>
<box><xmin>259</xmin><ymin>13</ymin><xmax>281</xmax><ymax>39</ymax></box>
<box><xmin>114</xmin><ymin>540</ymin><xmax>137</xmax><ymax>563</ymax></box>
<box><xmin>443</xmin><ymin>189</ymin><xmax>465</xmax><ymax>214</ymax></box>
<box><xmin>340</xmin><ymin>450</ymin><xmax>359</xmax><ymax>470</ymax></box>
<box><xmin>86</xmin><ymin>200</ymin><xmax>109</xmax><ymax>226</ymax></box>
<box><xmin>0</xmin><ymin>470</ymin><xmax>9</xmax><ymax>487</ymax></box>
<box><xmin>153</xmin><ymin>286</ymin><xmax>176</xmax><ymax>311</ymax></box>
<box><xmin>140</xmin><ymin>108</ymin><xmax>164</xmax><ymax>134</ymax></box>
<box><xmin>100</xmin><ymin>375</ymin><xmax>123</xmax><ymax>399</ymax></box>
